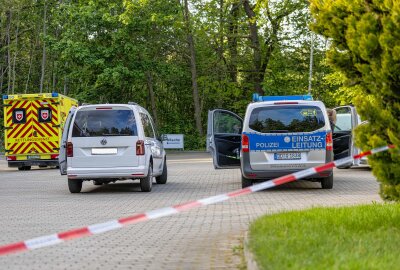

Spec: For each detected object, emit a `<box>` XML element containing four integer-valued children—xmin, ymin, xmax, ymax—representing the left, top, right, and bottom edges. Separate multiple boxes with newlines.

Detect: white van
<box><xmin>59</xmin><ymin>103</ymin><xmax>167</xmax><ymax>193</ymax></box>
<box><xmin>207</xmin><ymin>95</ymin><xmax>334</xmax><ymax>189</ymax></box>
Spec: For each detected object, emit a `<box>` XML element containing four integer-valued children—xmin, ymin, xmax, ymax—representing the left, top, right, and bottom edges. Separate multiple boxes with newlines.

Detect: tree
<box><xmin>310</xmin><ymin>0</ymin><xmax>400</xmax><ymax>200</ymax></box>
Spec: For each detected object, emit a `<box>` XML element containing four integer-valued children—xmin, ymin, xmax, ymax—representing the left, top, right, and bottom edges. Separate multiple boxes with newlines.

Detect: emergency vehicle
<box><xmin>207</xmin><ymin>94</ymin><xmax>335</xmax><ymax>189</ymax></box>
<box><xmin>2</xmin><ymin>93</ymin><xmax>78</xmax><ymax>170</ymax></box>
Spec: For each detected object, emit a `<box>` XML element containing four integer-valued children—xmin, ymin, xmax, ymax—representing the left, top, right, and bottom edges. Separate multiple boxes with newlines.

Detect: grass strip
<box><xmin>248</xmin><ymin>203</ymin><xmax>400</xmax><ymax>270</ymax></box>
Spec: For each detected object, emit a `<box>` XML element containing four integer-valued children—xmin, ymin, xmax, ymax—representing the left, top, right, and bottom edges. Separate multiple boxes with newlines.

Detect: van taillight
<box><xmin>67</xmin><ymin>142</ymin><xmax>73</xmax><ymax>157</ymax></box>
<box><xmin>242</xmin><ymin>134</ymin><xmax>249</xmax><ymax>153</ymax></box>
<box><xmin>6</xmin><ymin>156</ymin><xmax>16</xmax><ymax>161</ymax></box>
<box><xmin>326</xmin><ymin>132</ymin><xmax>333</xmax><ymax>151</ymax></box>
<box><xmin>136</xmin><ymin>140</ymin><xmax>145</xmax><ymax>155</ymax></box>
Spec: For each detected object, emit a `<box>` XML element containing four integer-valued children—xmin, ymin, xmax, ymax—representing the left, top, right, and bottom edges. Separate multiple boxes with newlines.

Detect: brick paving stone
<box><xmin>0</xmin><ymin>153</ymin><xmax>381</xmax><ymax>269</ymax></box>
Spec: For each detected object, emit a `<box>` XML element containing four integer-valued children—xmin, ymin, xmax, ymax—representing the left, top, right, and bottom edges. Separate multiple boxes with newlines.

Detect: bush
<box><xmin>310</xmin><ymin>0</ymin><xmax>400</xmax><ymax>201</ymax></box>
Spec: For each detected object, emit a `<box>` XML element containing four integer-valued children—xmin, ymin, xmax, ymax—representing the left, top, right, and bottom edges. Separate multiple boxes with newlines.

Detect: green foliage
<box><xmin>310</xmin><ymin>0</ymin><xmax>400</xmax><ymax>200</ymax></box>
<box><xmin>249</xmin><ymin>204</ymin><xmax>400</xmax><ymax>269</ymax></box>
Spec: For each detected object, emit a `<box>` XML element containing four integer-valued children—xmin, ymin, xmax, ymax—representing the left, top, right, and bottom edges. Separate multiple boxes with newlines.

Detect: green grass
<box><xmin>248</xmin><ymin>203</ymin><xmax>400</xmax><ymax>270</ymax></box>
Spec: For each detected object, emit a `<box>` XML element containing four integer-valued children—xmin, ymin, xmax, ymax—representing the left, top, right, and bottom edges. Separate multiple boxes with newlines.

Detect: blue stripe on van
<box><xmin>244</xmin><ymin>131</ymin><xmax>327</xmax><ymax>151</ymax></box>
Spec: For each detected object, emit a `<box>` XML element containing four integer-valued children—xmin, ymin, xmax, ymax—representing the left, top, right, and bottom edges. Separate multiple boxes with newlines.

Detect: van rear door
<box><xmin>59</xmin><ymin>106</ymin><xmax>76</xmax><ymax>175</ymax></box>
<box><xmin>246</xmin><ymin>104</ymin><xmax>328</xmax><ymax>171</ymax></box>
<box><xmin>207</xmin><ymin>110</ymin><xmax>242</xmax><ymax>169</ymax></box>
<box><xmin>70</xmin><ymin>106</ymin><xmax>139</xmax><ymax>168</ymax></box>
<box><xmin>333</xmin><ymin>106</ymin><xmax>360</xmax><ymax>167</ymax></box>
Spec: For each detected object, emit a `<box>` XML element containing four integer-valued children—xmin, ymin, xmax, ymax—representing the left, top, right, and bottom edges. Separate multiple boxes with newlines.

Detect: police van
<box><xmin>207</xmin><ymin>94</ymin><xmax>334</xmax><ymax>189</ymax></box>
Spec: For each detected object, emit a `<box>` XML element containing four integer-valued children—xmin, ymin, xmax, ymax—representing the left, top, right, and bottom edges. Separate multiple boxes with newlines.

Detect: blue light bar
<box><xmin>252</xmin><ymin>93</ymin><xmax>313</xmax><ymax>102</ymax></box>
<box><xmin>2</xmin><ymin>95</ymin><xmax>8</xmax><ymax>100</ymax></box>
<box><xmin>52</xmin><ymin>92</ymin><xmax>59</xmax><ymax>97</ymax></box>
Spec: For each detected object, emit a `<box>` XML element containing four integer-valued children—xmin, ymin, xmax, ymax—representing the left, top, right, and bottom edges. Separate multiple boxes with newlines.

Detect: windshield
<box><xmin>249</xmin><ymin>105</ymin><xmax>326</xmax><ymax>133</ymax></box>
<box><xmin>72</xmin><ymin>109</ymin><xmax>138</xmax><ymax>137</ymax></box>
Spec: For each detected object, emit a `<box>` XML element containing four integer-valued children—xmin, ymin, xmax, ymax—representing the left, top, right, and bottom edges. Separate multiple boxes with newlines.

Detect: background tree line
<box><xmin>0</xmin><ymin>0</ymin><xmax>339</xmax><ymax>149</ymax></box>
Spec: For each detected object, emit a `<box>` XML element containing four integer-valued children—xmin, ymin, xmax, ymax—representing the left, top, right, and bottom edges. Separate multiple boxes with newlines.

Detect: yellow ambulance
<box><xmin>2</xmin><ymin>92</ymin><xmax>78</xmax><ymax>170</ymax></box>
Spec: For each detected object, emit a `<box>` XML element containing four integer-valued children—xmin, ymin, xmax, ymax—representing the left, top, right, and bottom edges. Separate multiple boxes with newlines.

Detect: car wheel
<box><xmin>68</xmin><ymin>179</ymin><xmax>83</xmax><ymax>193</ymax></box>
<box><xmin>156</xmin><ymin>159</ymin><xmax>167</xmax><ymax>184</ymax></box>
<box><xmin>321</xmin><ymin>174</ymin><xmax>333</xmax><ymax>189</ymax></box>
<box><xmin>241</xmin><ymin>175</ymin><xmax>252</xmax><ymax>188</ymax></box>
<box><xmin>140</xmin><ymin>164</ymin><xmax>153</xmax><ymax>192</ymax></box>
<box><xmin>337</xmin><ymin>165</ymin><xmax>351</xmax><ymax>169</ymax></box>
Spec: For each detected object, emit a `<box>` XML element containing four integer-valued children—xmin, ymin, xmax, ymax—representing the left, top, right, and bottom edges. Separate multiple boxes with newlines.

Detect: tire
<box><xmin>321</xmin><ymin>174</ymin><xmax>333</xmax><ymax>189</ymax></box>
<box><xmin>156</xmin><ymin>159</ymin><xmax>167</xmax><ymax>184</ymax></box>
<box><xmin>140</xmin><ymin>164</ymin><xmax>153</xmax><ymax>192</ymax></box>
<box><xmin>68</xmin><ymin>179</ymin><xmax>83</xmax><ymax>193</ymax></box>
<box><xmin>18</xmin><ymin>166</ymin><xmax>31</xmax><ymax>171</ymax></box>
<box><xmin>337</xmin><ymin>165</ymin><xmax>351</xmax><ymax>169</ymax></box>
<box><xmin>241</xmin><ymin>175</ymin><xmax>253</xmax><ymax>188</ymax></box>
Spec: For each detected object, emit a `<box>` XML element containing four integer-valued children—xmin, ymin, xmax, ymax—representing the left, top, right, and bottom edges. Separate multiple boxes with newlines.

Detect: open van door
<box><xmin>207</xmin><ymin>109</ymin><xmax>242</xmax><ymax>169</ymax></box>
<box><xmin>59</xmin><ymin>106</ymin><xmax>76</xmax><ymax>175</ymax></box>
<box><xmin>333</xmin><ymin>106</ymin><xmax>360</xmax><ymax>168</ymax></box>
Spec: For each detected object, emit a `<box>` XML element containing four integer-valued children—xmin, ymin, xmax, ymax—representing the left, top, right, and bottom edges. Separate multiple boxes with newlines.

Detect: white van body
<box><xmin>59</xmin><ymin>104</ymin><xmax>167</xmax><ymax>193</ymax></box>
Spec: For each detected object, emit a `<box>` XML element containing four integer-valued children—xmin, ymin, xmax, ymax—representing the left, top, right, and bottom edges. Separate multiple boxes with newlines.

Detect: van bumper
<box><xmin>240</xmin><ymin>151</ymin><xmax>333</xmax><ymax>180</ymax></box>
<box><xmin>8</xmin><ymin>160</ymin><xmax>59</xmax><ymax>168</ymax></box>
<box><xmin>67</xmin><ymin>166</ymin><xmax>148</xmax><ymax>180</ymax></box>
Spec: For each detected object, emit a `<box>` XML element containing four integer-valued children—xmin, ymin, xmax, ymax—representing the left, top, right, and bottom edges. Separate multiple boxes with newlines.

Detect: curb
<box><xmin>244</xmin><ymin>231</ymin><xmax>259</xmax><ymax>270</ymax></box>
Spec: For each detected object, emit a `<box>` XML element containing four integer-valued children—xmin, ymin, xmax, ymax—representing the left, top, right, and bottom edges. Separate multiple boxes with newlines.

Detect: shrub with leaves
<box><xmin>310</xmin><ymin>0</ymin><xmax>400</xmax><ymax>200</ymax></box>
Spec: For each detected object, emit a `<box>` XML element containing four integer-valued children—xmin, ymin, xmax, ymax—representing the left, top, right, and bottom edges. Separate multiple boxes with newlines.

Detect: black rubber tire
<box><xmin>18</xmin><ymin>166</ymin><xmax>31</xmax><ymax>171</ymax></box>
<box><xmin>321</xmin><ymin>174</ymin><xmax>333</xmax><ymax>189</ymax></box>
<box><xmin>68</xmin><ymin>179</ymin><xmax>83</xmax><ymax>193</ymax></box>
<box><xmin>140</xmin><ymin>164</ymin><xmax>153</xmax><ymax>192</ymax></box>
<box><xmin>156</xmin><ymin>159</ymin><xmax>167</xmax><ymax>184</ymax></box>
<box><xmin>241</xmin><ymin>175</ymin><xmax>253</xmax><ymax>188</ymax></box>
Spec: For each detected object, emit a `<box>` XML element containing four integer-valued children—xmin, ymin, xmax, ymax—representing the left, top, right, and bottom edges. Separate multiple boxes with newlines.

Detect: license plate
<box><xmin>27</xmin><ymin>155</ymin><xmax>40</xmax><ymax>160</ymax></box>
<box><xmin>91</xmin><ymin>148</ymin><xmax>118</xmax><ymax>155</ymax></box>
<box><xmin>274</xmin><ymin>153</ymin><xmax>301</xmax><ymax>160</ymax></box>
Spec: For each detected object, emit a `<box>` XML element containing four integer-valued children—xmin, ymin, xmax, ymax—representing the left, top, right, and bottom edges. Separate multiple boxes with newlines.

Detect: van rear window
<box><xmin>249</xmin><ymin>105</ymin><xmax>325</xmax><ymax>133</ymax></box>
<box><xmin>72</xmin><ymin>110</ymin><xmax>138</xmax><ymax>137</ymax></box>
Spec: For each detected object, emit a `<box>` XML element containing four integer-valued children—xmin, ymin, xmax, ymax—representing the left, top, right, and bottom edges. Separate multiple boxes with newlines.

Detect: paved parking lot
<box><xmin>0</xmin><ymin>153</ymin><xmax>381</xmax><ymax>269</ymax></box>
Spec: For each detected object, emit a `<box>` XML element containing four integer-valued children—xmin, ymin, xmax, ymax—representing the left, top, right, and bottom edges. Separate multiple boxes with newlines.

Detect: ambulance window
<box><xmin>72</xmin><ymin>109</ymin><xmax>138</xmax><ymax>137</ymax></box>
<box><xmin>38</xmin><ymin>108</ymin><xmax>52</xmax><ymax>123</ymax></box>
<box><xmin>12</xmin><ymin>108</ymin><xmax>26</xmax><ymax>124</ymax></box>
<box><xmin>249</xmin><ymin>105</ymin><xmax>325</xmax><ymax>133</ymax></box>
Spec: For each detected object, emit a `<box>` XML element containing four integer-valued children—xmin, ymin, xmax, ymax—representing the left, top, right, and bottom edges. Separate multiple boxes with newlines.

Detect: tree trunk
<box><xmin>243</xmin><ymin>0</ymin><xmax>263</xmax><ymax>95</ymax></box>
<box><xmin>11</xmin><ymin>16</ymin><xmax>19</xmax><ymax>94</ymax></box>
<box><xmin>227</xmin><ymin>2</ymin><xmax>240</xmax><ymax>83</ymax></box>
<box><xmin>146</xmin><ymin>71</ymin><xmax>159</xmax><ymax>127</ymax></box>
<box><xmin>183</xmin><ymin>0</ymin><xmax>203</xmax><ymax>136</ymax></box>
<box><xmin>6</xmin><ymin>10</ymin><xmax>12</xmax><ymax>94</ymax></box>
<box><xmin>40</xmin><ymin>0</ymin><xmax>47</xmax><ymax>93</ymax></box>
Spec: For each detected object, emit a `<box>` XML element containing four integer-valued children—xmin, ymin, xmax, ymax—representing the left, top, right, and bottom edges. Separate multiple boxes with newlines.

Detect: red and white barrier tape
<box><xmin>0</xmin><ymin>145</ymin><xmax>395</xmax><ymax>256</ymax></box>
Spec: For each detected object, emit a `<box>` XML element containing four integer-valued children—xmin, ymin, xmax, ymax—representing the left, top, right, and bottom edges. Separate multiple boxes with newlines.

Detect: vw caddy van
<box><xmin>59</xmin><ymin>103</ymin><xmax>167</xmax><ymax>193</ymax></box>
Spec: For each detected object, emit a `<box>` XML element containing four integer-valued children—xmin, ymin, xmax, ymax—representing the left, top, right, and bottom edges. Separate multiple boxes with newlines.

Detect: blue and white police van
<box><xmin>207</xmin><ymin>94</ymin><xmax>336</xmax><ymax>189</ymax></box>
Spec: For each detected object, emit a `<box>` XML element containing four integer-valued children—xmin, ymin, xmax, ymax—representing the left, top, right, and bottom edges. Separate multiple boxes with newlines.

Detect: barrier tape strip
<box><xmin>0</xmin><ymin>145</ymin><xmax>395</xmax><ymax>256</ymax></box>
